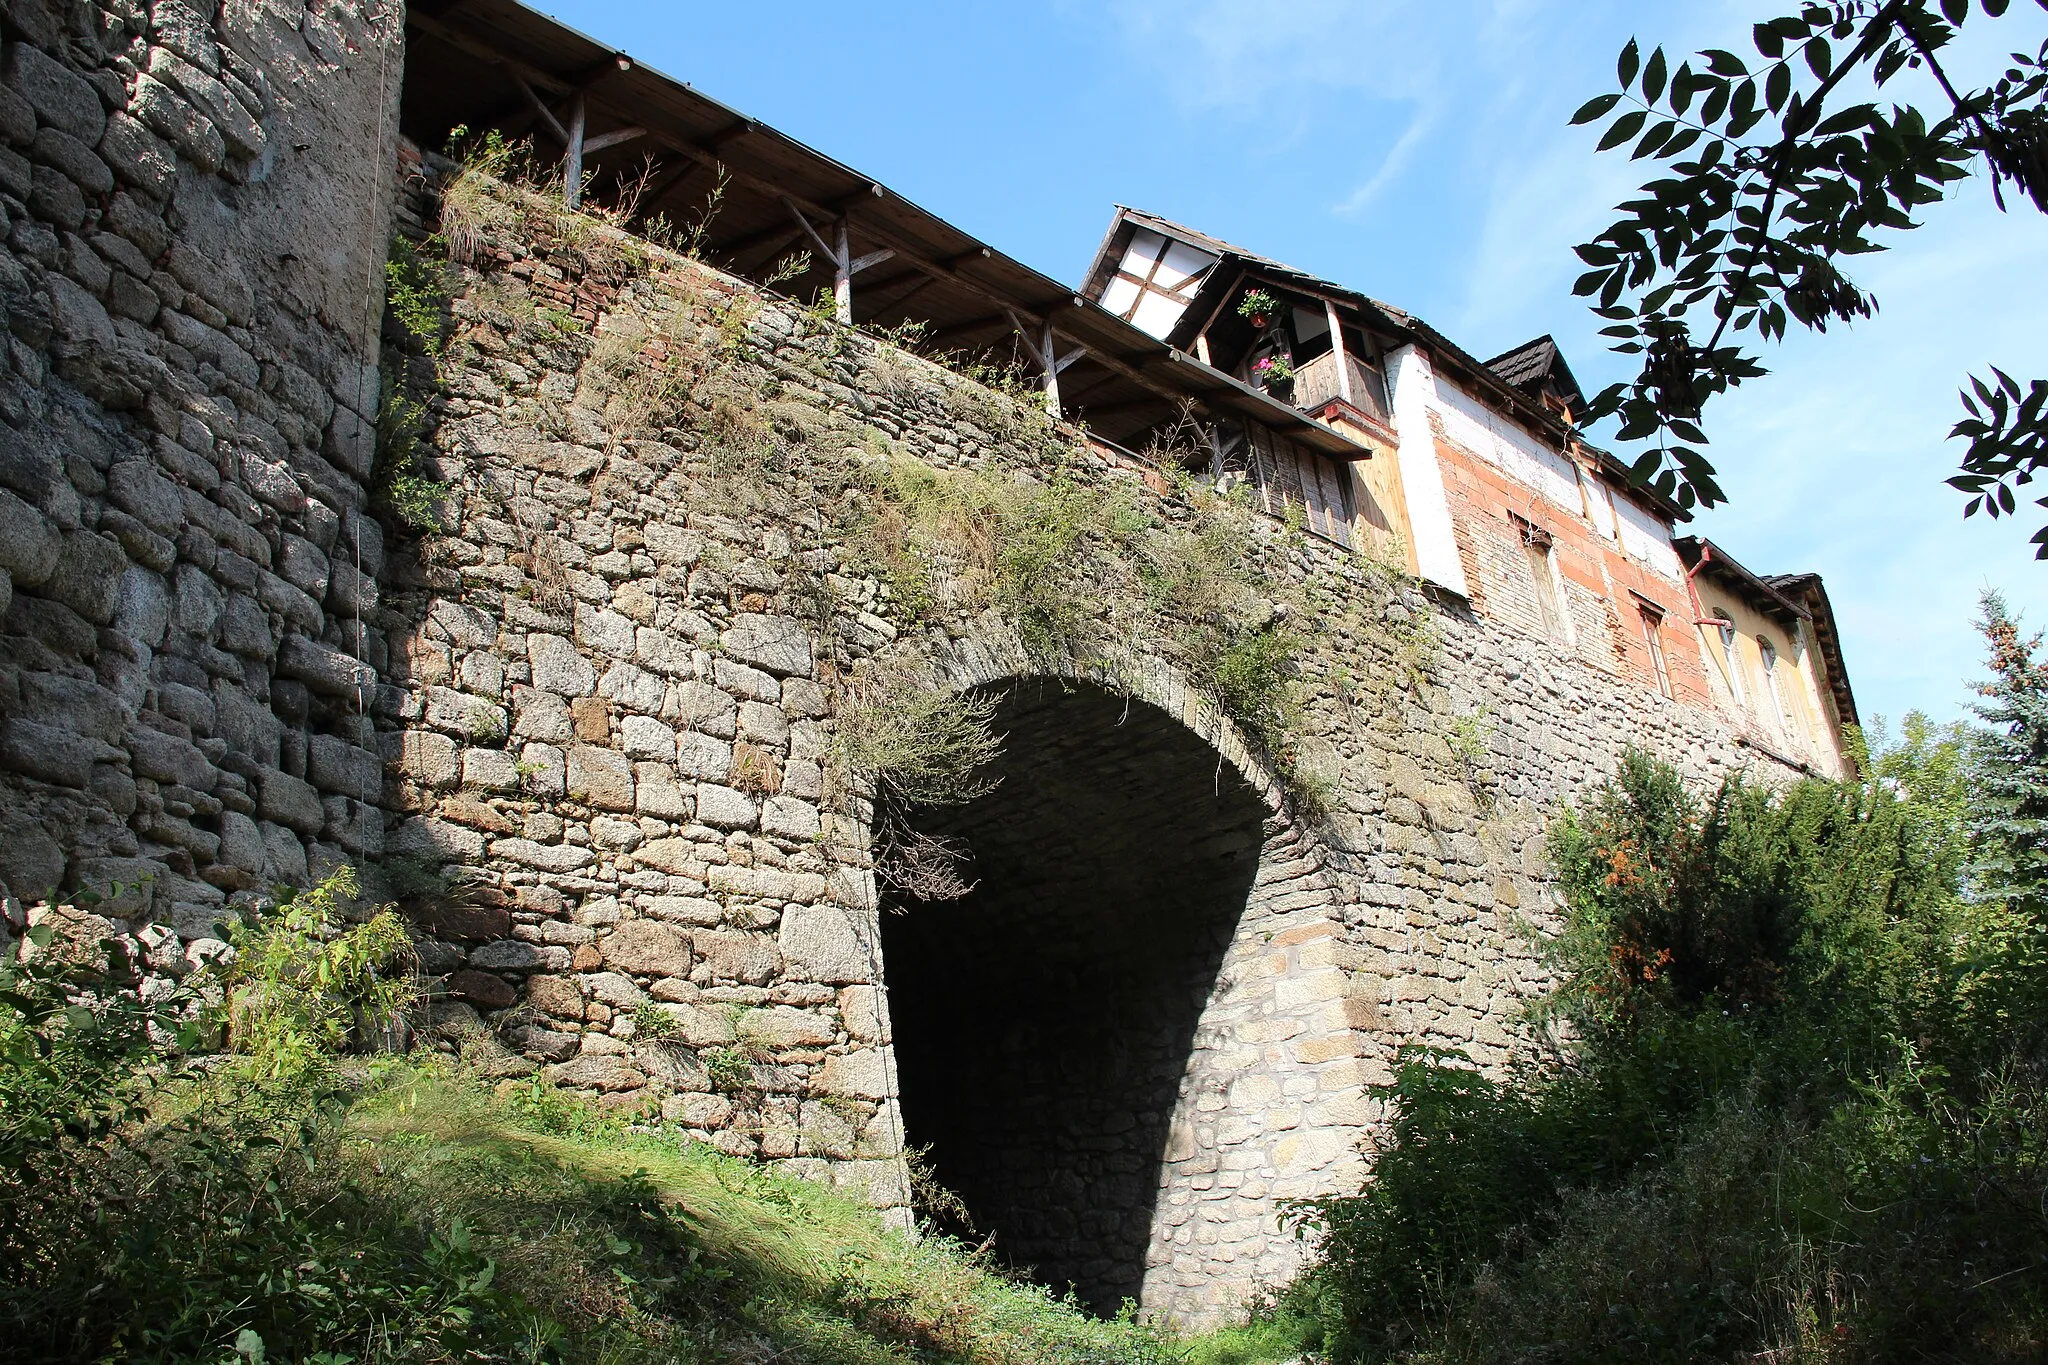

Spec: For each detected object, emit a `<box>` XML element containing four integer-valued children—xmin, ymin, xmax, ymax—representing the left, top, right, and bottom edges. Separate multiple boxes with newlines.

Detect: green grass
<box><xmin>339</xmin><ymin>1063</ymin><xmax>1205</xmax><ymax>1364</ymax></box>
<box><xmin>10</xmin><ymin>1039</ymin><xmax>1304</xmax><ymax>1365</ymax></box>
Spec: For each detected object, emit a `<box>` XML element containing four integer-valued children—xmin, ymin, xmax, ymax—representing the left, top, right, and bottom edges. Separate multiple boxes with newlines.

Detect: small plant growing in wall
<box><xmin>631</xmin><ymin>1000</ymin><xmax>685</xmax><ymax>1046</ymax></box>
<box><xmin>1447</xmin><ymin>704</ymin><xmax>1499</xmax><ymax>808</ymax></box>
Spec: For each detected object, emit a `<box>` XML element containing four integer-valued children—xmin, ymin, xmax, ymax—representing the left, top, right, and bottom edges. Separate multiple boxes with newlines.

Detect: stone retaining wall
<box><xmin>359</xmin><ymin>170</ymin><xmax>1792</xmax><ymax>1322</ymax></box>
<box><xmin>0</xmin><ymin>1</ymin><xmax>395</xmax><ymax>970</ymax></box>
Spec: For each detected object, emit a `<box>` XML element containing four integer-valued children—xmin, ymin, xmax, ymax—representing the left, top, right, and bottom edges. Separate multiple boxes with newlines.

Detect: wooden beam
<box><xmin>781</xmin><ymin>197</ymin><xmax>839</xmax><ymax>267</ymax></box>
<box><xmin>582</xmin><ymin>125</ymin><xmax>646</xmax><ymax>155</ymax></box>
<box><xmin>562</xmin><ymin>91</ymin><xmax>588</xmax><ymax>209</ymax></box>
<box><xmin>511</xmin><ymin>72</ymin><xmax>567</xmax><ymax>142</ymax></box>
<box><xmin>1326</xmin><ymin>297</ymin><xmax>1354</xmax><ymax>405</ymax></box>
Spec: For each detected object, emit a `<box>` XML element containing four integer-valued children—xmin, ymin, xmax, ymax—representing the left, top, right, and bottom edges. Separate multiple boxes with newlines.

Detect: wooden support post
<box><xmin>1326</xmin><ymin>298</ymin><xmax>1354</xmax><ymax>405</ymax></box>
<box><xmin>563</xmin><ymin>91</ymin><xmax>587</xmax><ymax>209</ymax></box>
<box><xmin>781</xmin><ymin>198</ymin><xmax>894</xmax><ymax>324</ymax></box>
<box><xmin>1005</xmin><ymin>308</ymin><xmax>1083</xmax><ymax>417</ymax></box>
<box><xmin>832</xmin><ymin>218</ymin><xmax>852</xmax><ymax>324</ymax></box>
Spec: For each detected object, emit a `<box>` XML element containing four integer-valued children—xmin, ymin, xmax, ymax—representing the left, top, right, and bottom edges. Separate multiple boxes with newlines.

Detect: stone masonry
<box><xmin>0</xmin><ymin>5</ymin><xmax>1810</xmax><ymax>1329</ymax></box>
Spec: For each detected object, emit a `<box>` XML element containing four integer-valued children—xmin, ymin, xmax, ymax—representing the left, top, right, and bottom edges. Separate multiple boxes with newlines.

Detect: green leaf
<box><xmin>1754</xmin><ymin>22</ymin><xmax>1784</xmax><ymax>59</ymax></box>
<box><xmin>1634</xmin><ymin>119</ymin><xmax>1678</xmax><ymax>159</ymax></box>
<box><xmin>1942</xmin><ymin>0</ymin><xmax>1967</xmax><ymax>21</ymax></box>
<box><xmin>235</xmin><ymin>1329</ymin><xmax>267</xmax><ymax>1365</ymax></box>
<box><xmin>1702</xmin><ymin>49</ymin><xmax>1748</xmax><ymax>76</ymax></box>
<box><xmin>1619</xmin><ymin>37</ymin><xmax>1641</xmax><ymax>89</ymax></box>
<box><xmin>1643</xmin><ymin>47</ymin><xmax>1669</xmax><ymax>102</ymax></box>
<box><xmin>1766</xmin><ymin>63</ymin><xmax>1791</xmax><ymax>113</ymax></box>
<box><xmin>1571</xmin><ymin>92</ymin><xmax>1623</xmax><ymax>125</ymax></box>
<box><xmin>1598</xmin><ymin>110</ymin><xmax>1648</xmax><ymax>152</ymax></box>
<box><xmin>1804</xmin><ymin>35</ymin><xmax>1832</xmax><ymax>80</ymax></box>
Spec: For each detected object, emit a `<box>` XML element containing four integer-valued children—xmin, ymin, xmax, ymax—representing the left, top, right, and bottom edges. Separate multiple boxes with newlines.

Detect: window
<box><xmin>1511</xmin><ymin>514</ymin><xmax>1568</xmax><ymax>642</ymax></box>
<box><xmin>1758</xmin><ymin>636</ymin><xmax>1791</xmax><ymax>736</ymax></box>
<box><xmin>1227</xmin><ymin>421</ymin><xmax>1355</xmax><ymax>548</ymax></box>
<box><xmin>1711</xmin><ymin>611</ymin><xmax>1745</xmax><ymax>706</ymax></box>
<box><xmin>1638</xmin><ymin>602</ymin><xmax>1672</xmax><ymax>698</ymax></box>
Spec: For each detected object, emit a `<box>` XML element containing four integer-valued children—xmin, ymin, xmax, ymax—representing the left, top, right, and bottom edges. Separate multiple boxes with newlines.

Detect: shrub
<box><xmin>1281</xmin><ymin>730</ymin><xmax>2048</xmax><ymax>1364</ymax></box>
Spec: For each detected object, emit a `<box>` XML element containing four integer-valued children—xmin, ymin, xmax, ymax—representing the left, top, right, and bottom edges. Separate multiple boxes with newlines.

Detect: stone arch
<box><xmin>864</xmin><ymin>637</ymin><xmax>1367</xmax><ymax>1323</ymax></box>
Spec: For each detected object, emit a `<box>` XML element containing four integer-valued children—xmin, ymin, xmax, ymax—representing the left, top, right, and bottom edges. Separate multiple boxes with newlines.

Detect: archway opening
<box><xmin>877</xmin><ymin>680</ymin><xmax>1268</xmax><ymax>1313</ymax></box>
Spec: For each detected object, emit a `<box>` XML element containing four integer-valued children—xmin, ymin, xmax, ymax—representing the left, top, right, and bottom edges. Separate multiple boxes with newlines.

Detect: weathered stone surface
<box><xmin>779</xmin><ymin>905</ymin><xmax>872</xmax><ymax>984</ymax></box>
<box><xmin>694</xmin><ymin>929</ymin><xmax>780</xmax><ymax>985</ymax></box>
<box><xmin>818</xmin><ymin>1049</ymin><xmax>891</xmax><ymax>1100</ymax></box>
<box><xmin>741</xmin><ymin>1004</ymin><xmax>833</xmax><ymax>1045</ymax></box>
<box><xmin>601</xmin><ymin>919</ymin><xmax>694</xmax><ymax>977</ymax></box>
<box><xmin>279</xmin><ymin>634</ymin><xmax>374</xmax><ymax>695</ymax></box>
<box><xmin>447</xmin><ymin>969</ymin><xmax>518</xmax><ymax>1010</ymax></box>
<box><xmin>695</xmin><ymin>783</ymin><xmax>757</xmax><ymax>830</ymax></box>
<box><xmin>566</xmin><ymin>743</ymin><xmax>633</xmax><ymax>811</ymax></box>
<box><xmin>4</xmin><ymin>43</ymin><xmax>105</xmax><ymax>143</ymax></box>
<box><xmin>548</xmin><ymin>1055</ymin><xmax>647</xmax><ymax>1092</ymax></box>
<box><xmin>405</xmin><ymin>898</ymin><xmax>511</xmax><ymax>943</ymax></box>
<box><xmin>721</xmin><ymin>613</ymin><xmax>812</xmax><ymax>676</ymax></box>
<box><xmin>2</xmin><ymin>718</ymin><xmax>96</xmax><ymax>787</ymax></box>
<box><xmin>470</xmin><ymin>938</ymin><xmax>544</xmax><ymax>971</ymax></box>
<box><xmin>528</xmin><ymin>632</ymin><xmax>595</xmax><ymax>695</ymax></box>
<box><xmin>257</xmin><ymin>769</ymin><xmax>325</xmax><ymax>834</ymax></box>
<box><xmin>489</xmin><ymin>838</ymin><xmax>596</xmax><ymax>873</ymax></box>
<box><xmin>0</xmin><ymin>488</ymin><xmax>60</xmax><ymax>585</ymax></box>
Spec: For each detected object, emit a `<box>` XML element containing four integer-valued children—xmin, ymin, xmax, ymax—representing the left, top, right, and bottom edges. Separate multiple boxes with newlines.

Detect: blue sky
<box><xmin>532</xmin><ymin>0</ymin><xmax>2048</xmax><ymax>729</ymax></box>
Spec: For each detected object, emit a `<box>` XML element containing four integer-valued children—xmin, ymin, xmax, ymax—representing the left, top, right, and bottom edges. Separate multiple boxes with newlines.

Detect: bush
<box><xmin>1285</xmin><ymin>729</ymin><xmax>2048</xmax><ymax>1363</ymax></box>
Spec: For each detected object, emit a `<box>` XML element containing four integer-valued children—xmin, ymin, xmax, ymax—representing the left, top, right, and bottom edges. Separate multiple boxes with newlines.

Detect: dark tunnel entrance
<box><xmin>876</xmin><ymin>681</ymin><xmax>1269</xmax><ymax>1313</ymax></box>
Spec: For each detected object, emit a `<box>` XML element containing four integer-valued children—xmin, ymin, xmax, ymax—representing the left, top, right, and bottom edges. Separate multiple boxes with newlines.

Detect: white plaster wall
<box><xmin>1386</xmin><ymin>345</ymin><xmax>1471</xmax><ymax>597</ymax></box>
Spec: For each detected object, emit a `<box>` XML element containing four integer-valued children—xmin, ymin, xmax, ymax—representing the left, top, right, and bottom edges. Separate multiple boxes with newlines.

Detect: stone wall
<box><xmin>355</xmin><ymin>168</ymin><xmax>1799</xmax><ymax>1324</ymax></box>
<box><xmin>0</xmin><ymin>0</ymin><xmax>396</xmax><ymax>957</ymax></box>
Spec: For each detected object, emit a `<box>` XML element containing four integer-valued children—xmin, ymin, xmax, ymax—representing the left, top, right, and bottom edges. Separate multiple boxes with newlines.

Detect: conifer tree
<box><xmin>1967</xmin><ymin>590</ymin><xmax>2048</xmax><ymax>901</ymax></box>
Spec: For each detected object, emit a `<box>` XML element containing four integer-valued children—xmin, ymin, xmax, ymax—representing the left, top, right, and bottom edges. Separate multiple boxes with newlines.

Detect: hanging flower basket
<box><xmin>1237</xmin><ymin>288</ymin><xmax>1281</xmax><ymax>331</ymax></box>
<box><xmin>1253</xmin><ymin>352</ymin><xmax>1296</xmax><ymax>396</ymax></box>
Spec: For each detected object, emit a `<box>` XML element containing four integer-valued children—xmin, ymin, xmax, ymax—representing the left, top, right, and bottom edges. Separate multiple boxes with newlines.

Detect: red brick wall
<box><xmin>1428</xmin><ymin>421</ymin><xmax>1711</xmax><ymax>709</ymax></box>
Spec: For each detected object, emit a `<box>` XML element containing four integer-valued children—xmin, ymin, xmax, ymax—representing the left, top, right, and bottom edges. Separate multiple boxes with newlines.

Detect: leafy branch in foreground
<box><xmin>1570</xmin><ymin>0</ymin><xmax>2048</xmax><ymax>537</ymax></box>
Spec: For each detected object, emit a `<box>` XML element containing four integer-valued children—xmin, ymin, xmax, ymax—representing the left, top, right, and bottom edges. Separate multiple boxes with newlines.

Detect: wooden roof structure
<box><xmin>399</xmin><ymin>0</ymin><xmax>1366</xmax><ymax>460</ymax></box>
<box><xmin>1082</xmin><ymin>207</ymin><xmax>1692</xmax><ymax>522</ymax></box>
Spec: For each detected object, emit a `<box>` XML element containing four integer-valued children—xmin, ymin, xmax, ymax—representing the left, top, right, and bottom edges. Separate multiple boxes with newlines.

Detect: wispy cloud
<box><xmin>1333</xmin><ymin>107</ymin><xmax>1437</xmax><ymax>218</ymax></box>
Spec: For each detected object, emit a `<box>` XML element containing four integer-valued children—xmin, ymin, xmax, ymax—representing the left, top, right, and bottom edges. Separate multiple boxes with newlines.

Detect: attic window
<box><xmin>1098</xmin><ymin>228</ymin><xmax>1215</xmax><ymax>339</ymax></box>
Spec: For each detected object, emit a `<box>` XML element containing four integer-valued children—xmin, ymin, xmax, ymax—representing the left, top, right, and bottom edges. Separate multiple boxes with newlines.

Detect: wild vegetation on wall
<box><xmin>380</xmin><ymin>141</ymin><xmax>1439</xmax><ymax>848</ymax></box>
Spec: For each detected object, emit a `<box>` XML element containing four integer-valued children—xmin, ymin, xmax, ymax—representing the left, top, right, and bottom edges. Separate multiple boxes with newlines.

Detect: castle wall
<box><xmin>0</xmin><ymin>0</ymin><xmax>398</xmax><ymax>938</ymax></box>
<box><xmin>353</xmin><ymin>180</ymin><xmax>1802</xmax><ymax>1322</ymax></box>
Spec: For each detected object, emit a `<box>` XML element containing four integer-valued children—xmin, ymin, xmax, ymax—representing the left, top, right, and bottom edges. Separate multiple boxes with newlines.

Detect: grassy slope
<box><xmin>325</xmin><ymin>1065</ymin><xmax>1307</xmax><ymax>1365</ymax></box>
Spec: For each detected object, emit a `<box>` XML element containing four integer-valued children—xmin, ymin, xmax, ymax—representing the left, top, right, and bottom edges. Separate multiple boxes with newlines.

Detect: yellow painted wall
<box><xmin>1692</xmin><ymin>580</ymin><xmax>1852</xmax><ymax>778</ymax></box>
